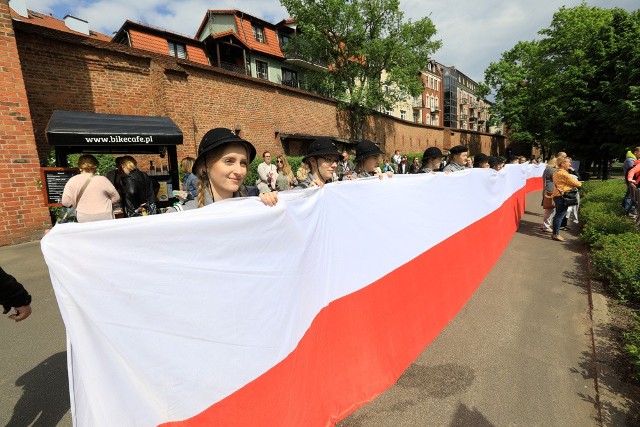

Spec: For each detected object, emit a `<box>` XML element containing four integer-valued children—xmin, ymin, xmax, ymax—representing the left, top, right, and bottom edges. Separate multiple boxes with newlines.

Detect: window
<box><xmin>281</xmin><ymin>68</ymin><xmax>298</xmax><ymax>87</ymax></box>
<box><xmin>256</xmin><ymin>60</ymin><xmax>269</xmax><ymax>80</ymax></box>
<box><xmin>168</xmin><ymin>41</ymin><xmax>187</xmax><ymax>59</ymax></box>
<box><xmin>400</xmin><ymin>110</ymin><xmax>406</xmax><ymax>120</ymax></box>
<box><xmin>252</xmin><ymin>24</ymin><xmax>265</xmax><ymax>43</ymax></box>
<box><xmin>280</xmin><ymin>34</ymin><xmax>290</xmax><ymax>48</ymax></box>
<box><xmin>413</xmin><ymin>111</ymin><xmax>420</xmax><ymax>123</ymax></box>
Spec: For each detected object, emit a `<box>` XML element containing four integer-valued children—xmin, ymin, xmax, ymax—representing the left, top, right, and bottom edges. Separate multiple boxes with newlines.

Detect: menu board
<box><xmin>40</xmin><ymin>168</ymin><xmax>78</xmax><ymax>206</ymax></box>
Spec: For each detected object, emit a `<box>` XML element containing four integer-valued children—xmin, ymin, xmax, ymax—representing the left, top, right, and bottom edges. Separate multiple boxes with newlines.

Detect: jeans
<box><xmin>553</xmin><ymin>196</ymin><xmax>568</xmax><ymax>235</ymax></box>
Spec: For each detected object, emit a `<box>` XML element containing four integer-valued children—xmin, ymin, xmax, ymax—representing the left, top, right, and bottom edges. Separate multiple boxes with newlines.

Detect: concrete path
<box><xmin>0</xmin><ymin>192</ymin><xmax>625</xmax><ymax>426</ymax></box>
<box><xmin>338</xmin><ymin>192</ymin><xmax>601</xmax><ymax>426</ymax></box>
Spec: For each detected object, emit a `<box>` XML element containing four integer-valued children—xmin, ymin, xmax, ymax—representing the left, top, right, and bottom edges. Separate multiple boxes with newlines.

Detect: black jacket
<box><xmin>0</xmin><ymin>267</ymin><xmax>31</xmax><ymax>311</ymax></box>
<box><xmin>122</xmin><ymin>169</ymin><xmax>158</xmax><ymax>216</ymax></box>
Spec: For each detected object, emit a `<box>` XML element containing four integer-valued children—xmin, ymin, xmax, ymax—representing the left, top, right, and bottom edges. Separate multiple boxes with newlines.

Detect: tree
<box><xmin>280</xmin><ymin>0</ymin><xmax>441</xmax><ymax>139</ymax></box>
<box><xmin>484</xmin><ymin>4</ymin><xmax>640</xmax><ymax>169</ymax></box>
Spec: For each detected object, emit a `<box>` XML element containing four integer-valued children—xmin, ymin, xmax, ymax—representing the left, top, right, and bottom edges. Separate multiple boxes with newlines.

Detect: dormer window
<box><xmin>168</xmin><ymin>41</ymin><xmax>187</xmax><ymax>59</ymax></box>
<box><xmin>252</xmin><ymin>24</ymin><xmax>265</xmax><ymax>43</ymax></box>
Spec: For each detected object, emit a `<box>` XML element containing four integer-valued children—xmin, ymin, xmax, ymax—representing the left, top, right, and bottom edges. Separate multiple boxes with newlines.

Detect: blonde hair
<box><xmin>181</xmin><ymin>157</ymin><xmax>195</xmax><ymax>174</ymax></box>
<box><xmin>196</xmin><ymin>143</ymin><xmax>249</xmax><ymax>208</ymax></box>
<box><xmin>120</xmin><ymin>155</ymin><xmax>137</xmax><ymax>171</ymax></box>
<box><xmin>276</xmin><ymin>154</ymin><xmax>294</xmax><ymax>183</ymax></box>
<box><xmin>547</xmin><ymin>157</ymin><xmax>558</xmax><ymax>168</ymax></box>
<box><xmin>77</xmin><ymin>154</ymin><xmax>99</xmax><ymax>173</ymax></box>
<box><xmin>296</xmin><ymin>162</ymin><xmax>309</xmax><ymax>181</ymax></box>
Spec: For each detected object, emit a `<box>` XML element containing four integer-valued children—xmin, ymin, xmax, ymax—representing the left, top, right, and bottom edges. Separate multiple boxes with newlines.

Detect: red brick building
<box><xmin>0</xmin><ymin>1</ymin><xmax>506</xmax><ymax>246</ymax></box>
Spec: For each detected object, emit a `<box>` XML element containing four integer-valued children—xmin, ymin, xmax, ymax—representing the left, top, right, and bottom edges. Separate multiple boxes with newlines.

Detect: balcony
<box><xmin>469</xmin><ymin>116</ymin><xmax>477</xmax><ymax>122</ymax></box>
<box><xmin>469</xmin><ymin>101</ymin><xmax>478</xmax><ymax>109</ymax></box>
<box><xmin>459</xmin><ymin>113</ymin><xmax>468</xmax><ymax>120</ymax></box>
<box><xmin>430</xmin><ymin>107</ymin><xmax>440</xmax><ymax>114</ymax></box>
<box><xmin>218</xmin><ymin>61</ymin><xmax>248</xmax><ymax>75</ymax></box>
<box><xmin>413</xmin><ymin>99</ymin><xmax>423</xmax><ymax>108</ymax></box>
<box><xmin>478</xmin><ymin>118</ymin><xmax>485</xmax><ymax>124</ymax></box>
<box><xmin>281</xmin><ymin>79</ymin><xmax>309</xmax><ymax>91</ymax></box>
<box><xmin>460</xmin><ymin>97</ymin><xmax>468</xmax><ymax>105</ymax></box>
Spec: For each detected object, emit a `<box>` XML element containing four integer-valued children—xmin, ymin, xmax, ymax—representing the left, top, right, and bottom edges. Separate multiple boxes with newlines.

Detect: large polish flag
<box><xmin>42</xmin><ymin>163</ymin><xmax>543</xmax><ymax>426</ymax></box>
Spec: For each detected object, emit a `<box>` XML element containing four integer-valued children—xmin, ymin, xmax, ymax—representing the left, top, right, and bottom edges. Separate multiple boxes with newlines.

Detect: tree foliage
<box><xmin>484</xmin><ymin>4</ymin><xmax>640</xmax><ymax>164</ymax></box>
<box><xmin>280</xmin><ymin>0</ymin><xmax>441</xmax><ymax>139</ymax></box>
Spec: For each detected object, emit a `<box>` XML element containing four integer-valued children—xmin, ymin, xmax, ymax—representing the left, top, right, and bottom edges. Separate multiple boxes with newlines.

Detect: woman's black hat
<box><xmin>194</xmin><ymin>128</ymin><xmax>256</xmax><ymax>173</ymax></box>
<box><xmin>354</xmin><ymin>139</ymin><xmax>384</xmax><ymax>163</ymax></box>
<box><xmin>303</xmin><ymin>137</ymin><xmax>341</xmax><ymax>161</ymax></box>
<box><xmin>422</xmin><ymin>146</ymin><xmax>443</xmax><ymax>160</ymax></box>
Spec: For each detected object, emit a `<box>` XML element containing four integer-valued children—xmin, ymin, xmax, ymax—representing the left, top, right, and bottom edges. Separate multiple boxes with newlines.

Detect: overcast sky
<box><xmin>23</xmin><ymin>0</ymin><xmax>638</xmax><ymax>84</ymax></box>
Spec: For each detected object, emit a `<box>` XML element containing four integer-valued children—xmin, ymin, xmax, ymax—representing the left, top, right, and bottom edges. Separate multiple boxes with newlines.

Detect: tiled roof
<box><xmin>195</xmin><ymin>10</ymin><xmax>286</xmax><ymax>59</ymax></box>
<box><xmin>10</xmin><ymin>8</ymin><xmax>111</xmax><ymax>42</ymax></box>
<box><xmin>122</xmin><ymin>24</ymin><xmax>209</xmax><ymax>66</ymax></box>
<box><xmin>233</xmin><ymin>14</ymin><xmax>284</xmax><ymax>59</ymax></box>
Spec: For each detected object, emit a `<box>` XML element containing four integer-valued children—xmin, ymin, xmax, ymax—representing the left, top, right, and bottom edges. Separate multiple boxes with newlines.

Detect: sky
<box><xmin>21</xmin><ymin>0</ymin><xmax>638</xmax><ymax>84</ymax></box>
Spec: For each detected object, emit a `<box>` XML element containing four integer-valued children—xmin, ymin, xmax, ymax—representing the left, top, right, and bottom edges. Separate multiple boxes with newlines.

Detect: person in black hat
<box><xmin>354</xmin><ymin>139</ymin><xmax>392</xmax><ymax>179</ymax></box>
<box><xmin>295</xmin><ymin>137</ymin><xmax>341</xmax><ymax>189</ymax></box>
<box><xmin>443</xmin><ymin>145</ymin><xmax>469</xmax><ymax>172</ymax></box>
<box><xmin>473</xmin><ymin>153</ymin><xmax>490</xmax><ymax>168</ymax></box>
<box><xmin>168</xmin><ymin>128</ymin><xmax>278</xmax><ymax>211</ymax></box>
<box><xmin>419</xmin><ymin>146</ymin><xmax>444</xmax><ymax>174</ymax></box>
<box><xmin>488</xmin><ymin>156</ymin><xmax>505</xmax><ymax>171</ymax></box>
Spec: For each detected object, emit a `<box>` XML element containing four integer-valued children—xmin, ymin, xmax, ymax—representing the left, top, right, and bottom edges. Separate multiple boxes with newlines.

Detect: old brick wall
<box><xmin>5</xmin><ymin>18</ymin><xmax>506</xmax><ymax>245</ymax></box>
<box><xmin>0</xmin><ymin>1</ymin><xmax>52</xmax><ymax>246</ymax></box>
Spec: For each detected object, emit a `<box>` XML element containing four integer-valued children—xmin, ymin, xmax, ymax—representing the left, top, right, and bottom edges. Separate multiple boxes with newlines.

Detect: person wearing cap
<box><xmin>419</xmin><ymin>147</ymin><xmax>444</xmax><ymax>174</ymax></box>
<box><xmin>295</xmin><ymin>137</ymin><xmax>341</xmax><ymax>189</ymax></box>
<box><xmin>353</xmin><ymin>139</ymin><xmax>392</xmax><ymax>179</ymax></box>
<box><xmin>488</xmin><ymin>156</ymin><xmax>505</xmax><ymax>171</ymax></box>
<box><xmin>167</xmin><ymin>128</ymin><xmax>278</xmax><ymax>212</ymax></box>
<box><xmin>473</xmin><ymin>153</ymin><xmax>490</xmax><ymax>168</ymax></box>
<box><xmin>443</xmin><ymin>145</ymin><xmax>469</xmax><ymax>172</ymax></box>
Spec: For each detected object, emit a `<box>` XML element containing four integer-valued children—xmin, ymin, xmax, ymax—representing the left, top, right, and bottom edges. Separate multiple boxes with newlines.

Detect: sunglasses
<box><xmin>276</xmin><ymin>159</ymin><xmax>283</xmax><ymax>164</ymax></box>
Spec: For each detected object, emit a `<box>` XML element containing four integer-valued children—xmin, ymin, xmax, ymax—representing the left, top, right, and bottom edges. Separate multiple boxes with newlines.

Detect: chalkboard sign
<box><xmin>40</xmin><ymin>168</ymin><xmax>78</xmax><ymax>206</ymax></box>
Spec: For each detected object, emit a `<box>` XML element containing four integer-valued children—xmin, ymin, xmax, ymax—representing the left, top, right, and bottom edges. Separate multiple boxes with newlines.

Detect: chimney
<box><xmin>64</xmin><ymin>15</ymin><xmax>90</xmax><ymax>36</ymax></box>
<box><xmin>8</xmin><ymin>0</ymin><xmax>28</xmax><ymax>18</ymax></box>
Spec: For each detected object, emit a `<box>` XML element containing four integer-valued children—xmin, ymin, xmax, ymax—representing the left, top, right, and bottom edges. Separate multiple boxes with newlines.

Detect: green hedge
<box><xmin>591</xmin><ymin>232</ymin><xmax>640</xmax><ymax>302</ymax></box>
<box><xmin>624</xmin><ymin>313</ymin><xmax>640</xmax><ymax>381</ymax></box>
<box><xmin>582</xmin><ymin>180</ymin><xmax>640</xmax><ymax>381</ymax></box>
<box><xmin>580</xmin><ymin>202</ymin><xmax>637</xmax><ymax>247</ymax></box>
<box><xmin>244</xmin><ymin>156</ymin><xmax>304</xmax><ymax>187</ymax></box>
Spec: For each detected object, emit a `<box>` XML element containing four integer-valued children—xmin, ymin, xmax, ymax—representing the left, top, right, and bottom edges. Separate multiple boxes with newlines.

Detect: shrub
<box><xmin>623</xmin><ymin>312</ymin><xmax>640</xmax><ymax>381</ymax></box>
<box><xmin>591</xmin><ymin>232</ymin><xmax>640</xmax><ymax>303</ymax></box>
<box><xmin>244</xmin><ymin>156</ymin><xmax>304</xmax><ymax>187</ymax></box>
<box><xmin>581</xmin><ymin>206</ymin><xmax>637</xmax><ymax>247</ymax></box>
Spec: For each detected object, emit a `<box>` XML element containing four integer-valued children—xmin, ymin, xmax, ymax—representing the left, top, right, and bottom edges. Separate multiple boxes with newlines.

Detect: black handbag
<box><xmin>561</xmin><ymin>188</ymin><xmax>579</xmax><ymax>206</ymax></box>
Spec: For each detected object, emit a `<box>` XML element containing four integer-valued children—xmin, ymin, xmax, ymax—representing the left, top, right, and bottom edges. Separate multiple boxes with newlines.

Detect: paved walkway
<box><xmin>0</xmin><ymin>192</ymin><xmax>634</xmax><ymax>426</ymax></box>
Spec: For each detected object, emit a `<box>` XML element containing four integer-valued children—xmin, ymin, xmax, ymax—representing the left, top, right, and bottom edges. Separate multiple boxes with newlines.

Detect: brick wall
<box><xmin>3</xmin><ymin>17</ymin><xmax>507</xmax><ymax>246</ymax></box>
<box><xmin>0</xmin><ymin>1</ymin><xmax>53</xmax><ymax>246</ymax></box>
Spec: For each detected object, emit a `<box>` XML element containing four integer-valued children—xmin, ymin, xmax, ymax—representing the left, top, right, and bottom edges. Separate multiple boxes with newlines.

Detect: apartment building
<box><xmin>439</xmin><ymin>64</ymin><xmax>490</xmax><ymax>132</ymax></box>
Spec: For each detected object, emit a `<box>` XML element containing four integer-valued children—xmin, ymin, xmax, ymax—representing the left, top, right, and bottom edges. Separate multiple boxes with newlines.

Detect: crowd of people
<box><xmin>540</xmin><ymin>152</ymin><xmax>582</xmax><ymax>242</ymax></box>
<box><xmin>60</xmin><ymin>127</ymin><xmax>547</xmax><ymax>220</ymax></box>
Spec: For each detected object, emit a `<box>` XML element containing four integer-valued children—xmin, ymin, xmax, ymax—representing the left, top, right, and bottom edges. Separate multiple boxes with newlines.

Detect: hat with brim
<box><xmin>193</xmin><ymin>128</ymin><xmax>256</xmax><ymax>174</ymax></box>
<box><xmin>303</xmin><ymin>137</ymin><xmax>341</xmax><ymax>161</ymax></box>
<box><xmin>354</xmin><ymin>139</ymin><xmax>384</xmax><ymax>163</ymax></box>
<box><xmin>448</xmin><ymin>145</ymin><xmax>468</xmax><ymax>155</ymax></box>
<box><xmin>422</xmin><ymin>146</ymin><xmax>443</xmax><ymax>160</ymax></box>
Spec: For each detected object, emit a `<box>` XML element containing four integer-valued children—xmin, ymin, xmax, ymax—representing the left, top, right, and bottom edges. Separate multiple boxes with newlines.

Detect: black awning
<box><xmin>46</xmin><ymin>110</ymin><xmax>183</xmax><ymax>146</ymax></box>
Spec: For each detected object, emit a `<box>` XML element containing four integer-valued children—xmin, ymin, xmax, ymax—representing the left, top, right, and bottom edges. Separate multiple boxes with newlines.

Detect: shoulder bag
<box><xmin>57</xmin><ymin>175</ymin><xmax>94</xmax><ymax>224</ymax></box>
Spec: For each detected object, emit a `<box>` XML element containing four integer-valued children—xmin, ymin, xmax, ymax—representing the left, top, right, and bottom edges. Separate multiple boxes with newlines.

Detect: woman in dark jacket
<box><xmin>121</xmin><ymin>156</ymin><xmax>158</xmax><ymax>217</ymax></box>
